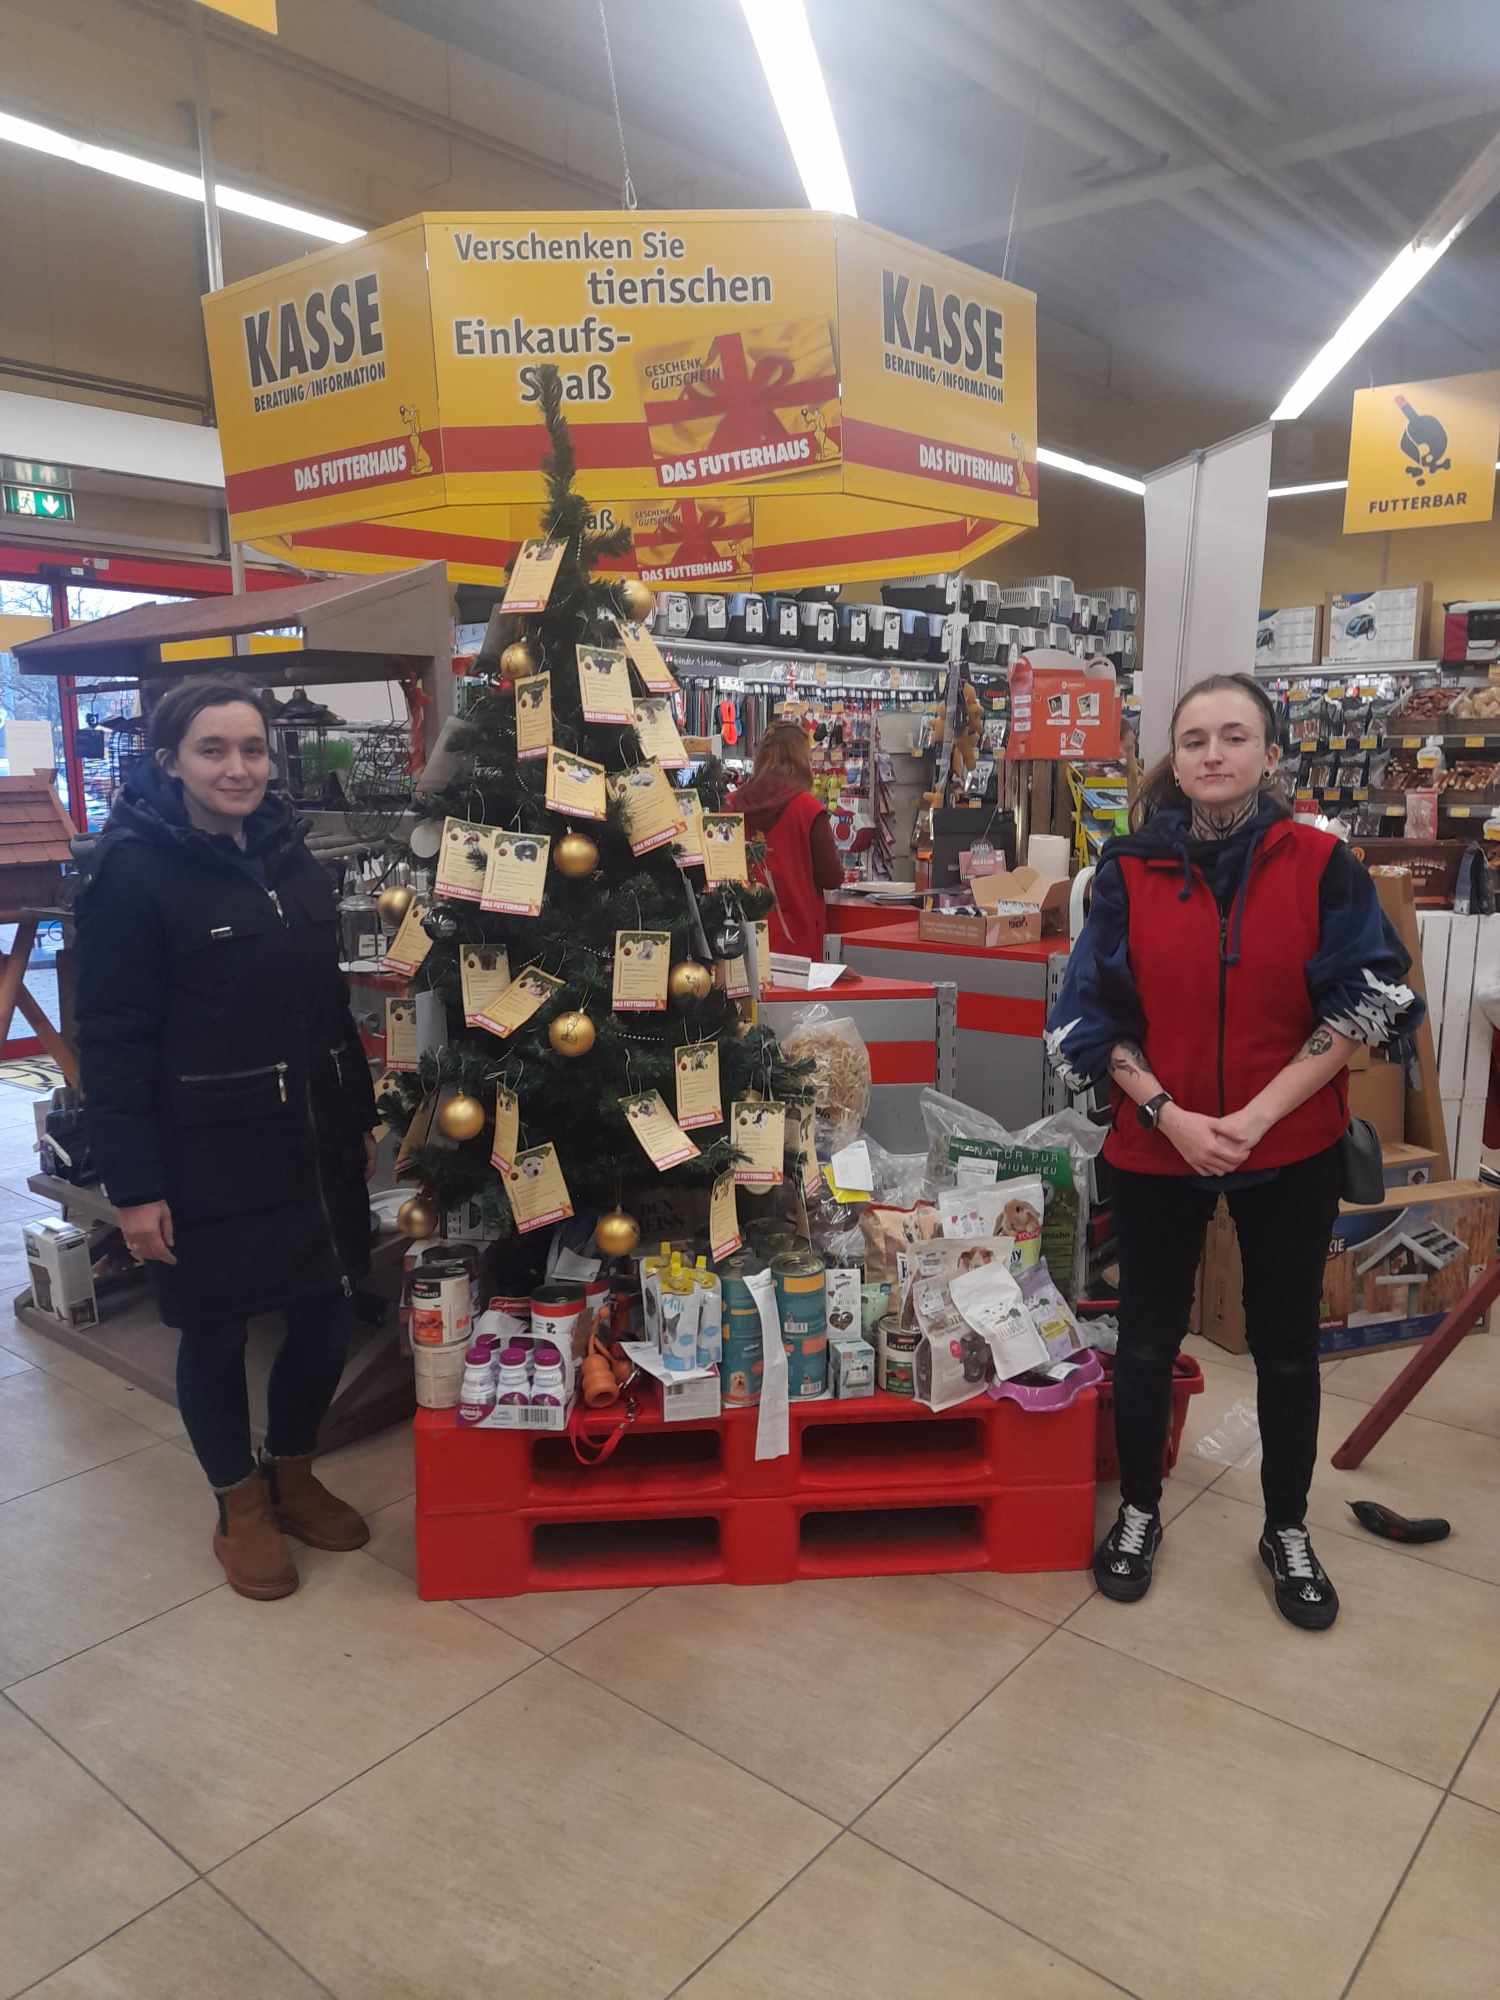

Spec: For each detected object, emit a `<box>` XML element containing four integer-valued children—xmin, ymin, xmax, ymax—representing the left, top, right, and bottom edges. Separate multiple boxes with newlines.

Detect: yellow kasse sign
<box><xmin>1344</xmin><ymin>370</ymin><xmax>1500</xmax><ymax>534</ymax></box>
<box><xmin>203</xmin><ymin>210</ymin><xmax>1039</xmax><ymax>587</ymax></box>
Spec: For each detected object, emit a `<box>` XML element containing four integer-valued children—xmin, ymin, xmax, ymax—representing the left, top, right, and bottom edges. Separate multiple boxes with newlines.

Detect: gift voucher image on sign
<box><xmin>631</xmin><ymin>498</ymin><xmax>753</xmax><ymax>585</ymax></box>
<box><xmin>1344</xmin><ymin>371</ymin><xmax>1500</xmax><ymax>533</ymax></box>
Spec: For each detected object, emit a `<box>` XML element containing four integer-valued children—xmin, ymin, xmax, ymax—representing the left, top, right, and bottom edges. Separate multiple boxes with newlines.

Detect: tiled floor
<box><xmin>1</xmin><ymin>1071</ymin><xmax>1497</xmax><ymax>1997</ymax></box>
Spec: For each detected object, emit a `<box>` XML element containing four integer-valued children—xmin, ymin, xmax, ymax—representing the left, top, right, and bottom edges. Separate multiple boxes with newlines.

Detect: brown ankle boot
<box><xmin>213</xmin><ymin>1473</ymin><xmax>299</xmax><ymax>1600</ymax></box>
<box><xmin>265</xmin><ymin>1453</ymin><xmax>370</xmax><ymax>1552</ymax></box>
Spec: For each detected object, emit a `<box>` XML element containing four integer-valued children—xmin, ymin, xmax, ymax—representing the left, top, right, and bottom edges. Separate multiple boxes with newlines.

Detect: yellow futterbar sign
<box><xmin>1345</xmin><ymin>370</ymin><xmax>1500</xmax><ymax>535</ymax></box>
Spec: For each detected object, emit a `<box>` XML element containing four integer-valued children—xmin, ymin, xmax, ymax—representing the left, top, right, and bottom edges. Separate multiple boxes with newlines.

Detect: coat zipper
<box><xmin>177</xmin><ymin>1060</ymin><xmax>289</xmax><ymax>1103</ymax></box>
<box><xmin>306</xmin><ymin>1071</ymin><xmax>352</xmax><ymax>1299</ymax></box>
<box><xmin>1217</xmin><ymin>912</ymin><xmax>1229</xmax><ymax>1116</ymax></box>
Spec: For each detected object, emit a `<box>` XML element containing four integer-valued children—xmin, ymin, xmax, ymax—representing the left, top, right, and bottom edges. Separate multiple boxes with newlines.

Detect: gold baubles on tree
<box><xmin>618</xmin><ymin>577</ymin><xmax>655</xmax><ymax>624</ymax></box>
<box><xmin>499</xmin><ymin>639</ymin><xmax>537</xmax><ymax>681</ymax></box>
<box><xmin>436</xmin><ymin>1093</ymin><xmax>486</xmax><ymax>1143</ymax></box>
<box><xmin>553</xmin><ymin>830</ymin><xmax>600</xmax><ymax>879</ymax></box>
<box><xmin>548</xmin><ymin>1009</ymin><xmax>596</xmax><ymax>1057</ymax></box>
<box><xmin>396</xmin><ymin>1193</ymin><xmax>440</xmax><ymax>1239</ymax></box>
<box><xmin>377</xmin><ymin>884</ymin><xmax>415</xmax><ymax>925</ymax></box>
<box><xmin>594</xmin><ymin>1208</ymin><xmax>641</xmax><ymax>1257</ymax></box>
<box><xmin>668</xmin><ymin>959</ymin><xmax>713</xmax><ymax>1003</ymax></box>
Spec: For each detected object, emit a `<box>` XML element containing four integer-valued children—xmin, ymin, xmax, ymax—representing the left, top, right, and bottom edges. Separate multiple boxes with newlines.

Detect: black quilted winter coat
<box><xmin>74</xmin><ymin>764</ymin><xmax>378</xmax><ymax>1328</ymax></box>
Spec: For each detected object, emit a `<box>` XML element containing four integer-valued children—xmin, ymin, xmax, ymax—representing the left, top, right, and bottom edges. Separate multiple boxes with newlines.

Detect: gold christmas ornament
<box><xmin>499</xmin><ymin>639</ymin><xmax>537</xmax><ymax>681</ymax></box>
<box><xmin>553</xmin><ymin>830</ymin><xmax>600</xmax><ymax>879</ymax></box>
<box><xmin>436</xmin><ymin>1093</ymin><xmax>486</xmax><ymax>1143</ymax></box>
<box><xmin>377</xmin><ymin>884</ymin><xmax>415</xmax><ymax>925</ymax></box>
<box><xmin>549</xmin><ymin>1009</ymin><xmax>596</xmax><ymax>1057</ymax></box>
<box><xmin>396</xmin><ymin>1194</ymin><xmax>440</xmax><ymax>1239</ymax></box>
<box><xmin>618</xmin><ymin>577</ymin><xmax>655</xmax><ymax>623</ymax></box>
<box><xmin>594</xmin><ymin>1208</ymin><xmax>641</xmax><ymax>1257</ymax></box>
<box><xmin>668</xmin><ymin>959</ymin><xmax>713</xmax><ymax>1003</ymax></box>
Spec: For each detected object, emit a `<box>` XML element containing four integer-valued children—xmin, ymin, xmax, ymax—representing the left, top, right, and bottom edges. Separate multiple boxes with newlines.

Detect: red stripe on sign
<box><xmin>226</xmin><ymin>431</ymin><xmax>443</xmax><ymax>513</ymax></box>
<box><xmin>957</xmin><ymin>991</ymin><xmax>1045</xmax><ymax>1035</ymax></box>
<box><xmin>290</xmin><ymin>521</ymin><xmax>521</xmax><ymax>566</ymax></box>
<box><xmin>842</xmin><ymin>416</ymin><xmax>1037</xmax><ymax>503</ymax></box>
<box><xmin>442</xmin><ymin>420</ymin><xmax>648</xmax><ymax>473</ymax></box>
<box><xmin>752</xmin><ymin>514</ymin><xmax>974</xmax><ymax>572</ymax></box>
<box><xmin>867</xmin><ymin>1040</ymin><xmax>936</xmax><ymax>1086</ymax></box>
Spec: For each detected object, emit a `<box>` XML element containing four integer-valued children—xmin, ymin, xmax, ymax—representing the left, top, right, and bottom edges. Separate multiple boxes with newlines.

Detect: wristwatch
<box><xmin>1137</xmin><ymin>1091</ymin><xmax>1174</xmax><ymax>1131</ymax></box>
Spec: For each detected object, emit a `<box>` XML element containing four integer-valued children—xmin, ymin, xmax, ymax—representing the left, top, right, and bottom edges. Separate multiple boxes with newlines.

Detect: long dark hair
<box><xmin>1133</xmin><ymin>673</ymin><xmax>1285</xmax><ymax>827</ymax></box>
<box><xmin>148</xmin><ymin>676</ymin><xmax>270</xmax><ymax>760</ymax></box>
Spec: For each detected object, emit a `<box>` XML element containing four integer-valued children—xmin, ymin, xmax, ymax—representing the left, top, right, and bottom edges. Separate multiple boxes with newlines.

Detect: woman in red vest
<box><xmin>730</xmin><ymin>721</ymin><xmax>843</xmax><ymax>962</ymax></box>
<box><xmin>1047</xmin><ymin>674</ymin><xmax>1420</xmax><ymax>1628</ymax></box>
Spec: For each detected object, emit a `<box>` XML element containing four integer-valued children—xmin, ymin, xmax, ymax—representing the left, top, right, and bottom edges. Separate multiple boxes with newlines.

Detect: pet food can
<box><xmin>409</xmin><ymin>1258</ymin><xmax>473</xmax><ymax>1348</ymax></box>
<box><xmin>718</xmin><ymin>1251</ymin><xmax>765</xmax><ymax>1408</ymax></box>
<box><xmin>531</xmin><ymin>1282</ymin><xmax>585</xmax><ymax>1362</ymax></box>
<box><xmin>877</xmin><ymin>1314</ymin><xmax>920</xmax><ymax>1398</ymax></box>
<box><xmin>771</xmin><ymin>1245</ymin><xmax>827</xmax><ymax>1399</ymax></box>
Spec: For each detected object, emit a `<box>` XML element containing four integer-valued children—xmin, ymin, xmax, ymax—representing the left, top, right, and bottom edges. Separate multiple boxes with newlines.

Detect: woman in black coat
<box><xmin>75</xmin><ymin>678</ymin><xmax>380</xmax><ymax>1601</ymax></box>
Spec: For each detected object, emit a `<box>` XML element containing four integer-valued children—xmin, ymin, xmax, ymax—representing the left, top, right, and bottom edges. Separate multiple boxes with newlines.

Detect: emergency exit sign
<box><xmin>3</xmin><ymin>484</ymin><xmax>75</xmax><ymax>522</ymax></box>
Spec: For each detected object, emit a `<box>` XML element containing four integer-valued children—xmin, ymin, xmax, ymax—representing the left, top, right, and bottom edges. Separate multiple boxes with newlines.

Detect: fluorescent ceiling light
<box><xmin>1036</xmin><ymin>445</ymin><xmax>1146</xmax><ymax>496</ymax></box>
<box><xmin>740</xmin><ymin>1</ymin><xmax>856</xmax><ymax>215</ymax></box>
<box><xmin>0</xmin><ymin>108</ymin><xmax>362</xmax><ymax>243</ymax></box>
<box><xmin>1268</xmin><ymin>479</ymin><xmax>1350</xmax><ymax>497</ymax></box>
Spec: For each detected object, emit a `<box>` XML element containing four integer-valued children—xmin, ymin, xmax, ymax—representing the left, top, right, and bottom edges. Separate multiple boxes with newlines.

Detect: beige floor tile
<box><xmin>1183</xmin><ymin>1330</ymin><xmax>1254</xmax><ymax>1374</ymax></box>
<box><xmin>11</xmin><ymin>1550</ymin><xmax>537</xmax><ymax>1870</ymax></box>
<box><xmin>1454</xmin><ymin>1698</ymin><xmax>1500</xmax><ymax>1813</ymax></box>
<box><xmin>213</xmin><ymin>1659</ymin><xmax>834</xmax><ymax>2000</ymax></box>
<box><xmin>859</xmin><ymin>1631</ymin><xmax>1437</xmax><ymax>2000</ymax></box>
<box><xmin>363</xmin><ymin>1492</ymin><xmax>416</xmax><ymax>1579</ymax></box>
<box><xmin>25</xmin><ymin>1882</ymin><xmax>323</xmax><ymax>1999</ymax></box>
<box><xmin>0</xmin><ymin>1444</ymin><xmax>224</xmax><ymax>1687</ymax></box>
<box><xmin>310</xmin><ymin>1425</ymin><xmax>414</xmax><ymax>1516</ymax></box>
<box><xmin>1317</xmin><ymin>1329</ymin><xmax>1500</xmax><ymax>1438</ymax></box>
<box><xmin>678</xmin><ymin>1831</ymin><xmax>1121</xmax><ymax>1999</ymax></box>
<box><xmin>1071</xmin><ymin>1489</ymin><xmax>1500</xmax><ymax>1785</ymax></box>
<box><xmin>0</xmin><ymin>1370</ymin><xmax>160</xmax><ymax>1505</ymax></box>
<box><xmin>1348</xmin><ymin>1796</ymin><xmax>1500</xmax><ymax>1999</ymax></box>
<box><xmin>952</xmin><ymin>1564</ymin><xmax>1096</xmax><ymax>1624</ymax></box>
<box><xmin>0</xmin><ymin>1343</ymin><xmax>29</xmax><ymax>1380</ymax></box>
<box><xmin>1170</xmin><ymin>1352</ymin><xmax>1262</xmax><ymax>1487</ymax></box>
<box><xmin>463</xmin><ymin>1583</ymin><xmax>652</xmax><ymax>1653</ymax></box>
<box><xmin>0</xmin><ymin>1328</ymin><xmax>185</xmax><ymax>1440</ymax></box>
<box><xmin>559</xmin><ymin>1574</ymin><xmax>1049</xmax><ymax>1822</ymax></box>
<box><xmin>0</xmin><ymin>1701</ymin><xmax>191</xmax><ymax>1998</ymax></box>
<box><xmin>0</xmin><ymin>1185</ymin><xmax>49</xmax><ymax>1222</ymax></box>
<box><xmin>1217</xmin><ymin>1389</ymin><xmax>1500</xmax><ymax>1586</ymax></box>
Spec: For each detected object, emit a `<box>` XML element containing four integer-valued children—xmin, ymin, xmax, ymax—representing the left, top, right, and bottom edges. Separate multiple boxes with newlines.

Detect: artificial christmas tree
<box><xmin>379</xmin><ymin>365</ymin><xmax>807</xmax><ymax>1283</ymax></box>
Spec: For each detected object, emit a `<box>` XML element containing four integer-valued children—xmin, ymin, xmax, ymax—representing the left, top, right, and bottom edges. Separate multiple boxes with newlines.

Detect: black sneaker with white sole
<box><xmin>1093</xmin><ymin>1503</ymin><xmax>1162</xmax><ymax>1602</ymax></box>
<box><xmin>1259</xmin><ymin>1523</ymin><xmax>1340</xmax><ymax>1630</ymax></box>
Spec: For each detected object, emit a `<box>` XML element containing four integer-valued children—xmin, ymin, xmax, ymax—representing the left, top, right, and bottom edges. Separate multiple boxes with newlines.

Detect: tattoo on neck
<box><xmin>1191</xmin><ymin>795</ymin><xmax>1260</xmax><ymax>842</ymax></box>
<box><xmin>1292</xmin><ymin>1025</ymin><xmax>1336</xmax><ymax>1063</ymax></box>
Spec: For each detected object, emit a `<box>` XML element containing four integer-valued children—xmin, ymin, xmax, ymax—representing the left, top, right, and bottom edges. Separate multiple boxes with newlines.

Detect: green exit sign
<box><xmin>3</xmin><ymin>484</ymin><xmax>75</xmax><ymax>522</ymax></box>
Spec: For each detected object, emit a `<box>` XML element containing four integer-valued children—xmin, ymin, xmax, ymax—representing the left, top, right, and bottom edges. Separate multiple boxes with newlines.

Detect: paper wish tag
<box><xmin>383</xmin><ymin>901</ymin><xmax>431</xmax><ymax>976</ymax></box>
<box><xmin>395</xmin><ymin>1086</ymin><xmax>440</xmax><ymax>1170</ymax></box>
<box><xmin>633</xmin><ymin>696</ymin><xmax>689</xmax><ymax>770</ymax></box>
<box><xmin>476</xmin><ymin>964</ymin><xmax>563</xmax><ymax>1039</ymax></box>
<box><xmin>576</xmin><ymin>643</ymin><xmax>635</xmax><ymax>724</ymax></box>
<box><xmin>499</xmin><ymin>1142</ymin><xmax>574</xmax><ymax>1233</ymax></box>
<box><xmin>792</xmin><ymin>1105</ymin><xmax>823</xmax><ymax>1198</ymax></box>
<box><xmin>434</xmin><ymin>818</ymin><xmax>495</xmax><ymax>903</ymax></box>
<box><xmin>710</xmin><ymin>1168</ymin><xmax>742</xmax><ymax>1260</ymax></box>
<box><xmin>674</xmin><ymin>1041</ymin><xmax>722</xmax><ymax>1129</ymax></box>
<box><xmin>621</xmin><ymin>1090</ymin><xmax>700</xmax><ymax>1170</ymax></box>
<box><xmin>500</xmin><ymin>537</ymin><xmax>564</xmax><ymax>614</ymax></box>
<box><xmin>609</xmin><ymin>929</ymin><xmax>669</xmax><ymax>1012</ymax></box>
<box><xmin>384</xmin><ymin>996</ymin><xmax>419</xmax><ymax>1070</ymax></box>
<box><xmin>546</xmin><ymin>747</ymin><xmax>608</xmax><ymax>822</ymax></box>
<box><xmin>752</xmin><ymin>920</ymin><xmax>771</xmax><ymax>974</ymax></box>
<box><xmin>489</xmin><ymin>1087</ymin><xmax>520</xmax><ymax>1171</ymax></box>
<box><xmin>717</xmin><ymin>952</ymin><xmax>750</xmax><ymax>1000</ymax></box>
<box><xmin>481</xmin><ymin>830</ymin><xmax>550</xmax><ymax>915</ymax></box>
<box><xmin>702</xmin><ymin>813</ymin><xmax>749</xmax><ymax>885</ymax></box>
<box><xmin>607</xmin><ymin>761</ymin><xmax>687</xmax><ymax>856</ymax></box>
<box><xmin>616</xmin><ymin>616</ymin><xmax>677</xmax><ymax>695</ymax></box>
<box><xmin>672</xmin><ymin>790</ymin><xmax>706</xmax><ymax>868</ymax></box>
<box><xmin>731</xmin><ymin>1098</ymin><xmax>785</xmax><ymax>1186</ymax></box>
<box><xmin>461</xmin><ymin>946</ymin><xmax>511</xmax><ymax>1027</ymax></box>
<box><xmin>512</xmin><ymin>673</ymin><xmax>552</xmax><ymax>761</ymax></box>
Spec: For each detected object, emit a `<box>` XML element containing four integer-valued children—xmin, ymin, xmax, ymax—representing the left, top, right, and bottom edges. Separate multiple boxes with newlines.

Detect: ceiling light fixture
<box><xmin>1267</xmin><ymin>479</ymin><xmax>1351</xmax><ymax>498</ymax></box>
<box><xmin>0</xmin><ymin>108</ymin><xmax>363</xmax><ymax>244</ymax></box>
<box><xmin>1036</xmin><ymin>445</ymin><xmax>1146</xmax><ymax>496</ymax></box>
<box><xmin>739</xmin><ymin>1</ymin><xmax>856</xmax><ymax>215</ymax></box>
<box><xmin>1271</xmin><ymin>129</ymin><xmax>1500</xmax><ymax>422</ymax></box>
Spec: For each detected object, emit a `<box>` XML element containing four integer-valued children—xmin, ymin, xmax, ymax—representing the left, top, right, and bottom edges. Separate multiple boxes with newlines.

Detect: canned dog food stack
<box><xmin>409</xmin><ymin>1252</ymin><xmax>476</xmax><ymax>1409</ymax></box>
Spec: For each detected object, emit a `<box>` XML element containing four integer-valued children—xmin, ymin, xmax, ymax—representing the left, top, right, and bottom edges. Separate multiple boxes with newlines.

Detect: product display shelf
<box><xmin>413</xmin><ymin>1384</ymin><xmax>1097</xmax><ymax>1600</ymax></box>
<box><xmin>656</xmin><ymin>635</ymin><xmax>945</xmax><ymax>690</ymax></box>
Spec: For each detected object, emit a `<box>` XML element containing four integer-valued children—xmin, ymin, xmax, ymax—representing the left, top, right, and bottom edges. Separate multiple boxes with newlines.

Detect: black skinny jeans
<box><xmin>1112</xmin><ymin>1144</ymin><xmax>1343</xmax><ymax>1527</ymax></box>
<box><xmin>176</xmin><ymin>1290</ymin><xmax>353</xmax><ymax>1490</ymax></box>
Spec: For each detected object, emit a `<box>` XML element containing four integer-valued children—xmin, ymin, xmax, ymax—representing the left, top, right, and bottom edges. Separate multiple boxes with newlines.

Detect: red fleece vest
<box><xmin>1103</xmin><ymin>818</ymin><xmax>1349</xmax><ymax>1176</ymax></box>
<box><xmin>760</xmin><ymin>789</ymin><xmax>829</xmax><ymax>962</ymax></box>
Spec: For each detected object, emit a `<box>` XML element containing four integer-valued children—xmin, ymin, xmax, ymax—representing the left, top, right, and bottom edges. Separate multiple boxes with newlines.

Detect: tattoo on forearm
<box><xmin>1109</xmin><ymin>1042</ymin><xmax>1149</xmax><ymax>1079</ymax></box>
<box><xmin>1293</xmin><ymin>1026</ymin><xmax>1335</xmax><ymax>1063</ymax></box>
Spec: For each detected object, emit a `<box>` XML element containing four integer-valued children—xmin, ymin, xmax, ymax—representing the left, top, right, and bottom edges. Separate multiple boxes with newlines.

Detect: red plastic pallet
<box><xmin>414</xmin><ymin>1385</ymin><xmax>1098</xmax><ymax>1600</ymax></box>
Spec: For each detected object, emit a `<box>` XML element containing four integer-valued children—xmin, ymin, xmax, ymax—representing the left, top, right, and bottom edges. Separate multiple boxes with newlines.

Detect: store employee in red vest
<box><xmin>1047</xmin><ymin>674</ymin><xmax>1421</xmax><ymax>1629</ymax></box>
<box><xmin>730</xmin><ymin>720</ymin><xmax>843</xmax><ymax>962</ymax></box>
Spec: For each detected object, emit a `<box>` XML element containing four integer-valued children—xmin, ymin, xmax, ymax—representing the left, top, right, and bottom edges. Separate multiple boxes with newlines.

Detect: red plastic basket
<box><xmin>1093</xmin><ymin>1352</ymin><xmax>1204</xmax><ymax>1482</ymax></box>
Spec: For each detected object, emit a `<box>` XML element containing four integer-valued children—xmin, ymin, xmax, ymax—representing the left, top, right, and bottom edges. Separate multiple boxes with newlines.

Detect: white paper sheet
<box><xmin>746</xmin><ymin>1268</ymin><xmax>789</xmax><ymax>1460</ymax></box>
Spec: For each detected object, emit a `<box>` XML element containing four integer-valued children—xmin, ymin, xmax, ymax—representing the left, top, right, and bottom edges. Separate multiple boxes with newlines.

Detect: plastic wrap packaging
<box><xmin>780</xmin><ymin>1005</ymin><xmax>872</xmax><ymax>1150</ymax></box>
<box><xmin>1192</xmin><ymin>1398</ymin><xmax>1261</xmax><ymax>1468</ymax></box>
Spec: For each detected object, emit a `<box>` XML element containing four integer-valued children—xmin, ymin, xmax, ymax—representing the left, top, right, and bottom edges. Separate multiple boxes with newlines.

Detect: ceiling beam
<box><xmin>1124</xmin><ymin>0</ymin><xmax>1283</xmax><ymax>124</ymax></box>
<box><xmin>1319</xmin><ymin>156</ymin><xmax>1416</xmax><ymax>236</ymax></box>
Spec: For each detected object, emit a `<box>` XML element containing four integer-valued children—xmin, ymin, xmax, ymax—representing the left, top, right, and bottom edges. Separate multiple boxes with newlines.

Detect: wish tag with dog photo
<box><xmin>500</xmin><ymin>538</ymin><xmax>565</xmax><ymax>614</ymax></box>
<box><xmin>545</xmin><ymin>747</ymin><xmax>607</xmax><ymax>822</ymax></box>
<box><xmin>731</xmin><ymin>1098</ymin><xmax>785</xmax><ymax>1186</ymax></box>
<box><xmin>499</xmin><ymin>1141</ymin><xmax>573</xmax><ymax>1232</ymax></box>
<box><xmin>434</xmin><ymin>818</ymin><xmax>496</xmax><ymax>904</ymax></box>
<box><xmin>612</xmin><ymin>930</ymin><xmax>671</xmax><ymax>1012</ymax></box>
<box><xmin>620</xmin><ymin>1090</ymin><xmax>700</xmax><ymax>1171</ymax></box>
<box><xmin>480</xmin><ymin>830</ymin><xmax>551</xmax><ymax>916</ymax></box>
<box><xmin>461</xmin><ymin>947</ymin><xmax>512</xmax><ymax>1027</ymax></box>
<box><xmin>476</xmin><ymin>964</ymin><xmax>563</xmax><ymax>1039</ymax></box>
<box><xmin>674</xmin><ymin>1041</ymin><xmax>722</xmax><ymax>1129</ymax></box>
<box><xmin>512</xmin><ymin>673</ymin><xmax>552</xmax><ymax>761</ymax></box>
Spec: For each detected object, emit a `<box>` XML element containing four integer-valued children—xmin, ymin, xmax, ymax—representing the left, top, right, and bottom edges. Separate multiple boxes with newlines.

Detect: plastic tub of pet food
<box><xmin>412</xmin><ymin>1340</ymin><xmax>469</xmax><ymax>1410</ymax></box>
<box><xmin>1093</xmin><ymin>1351</ymin><xmax>1204</xmax><ymax>1481</ymax></box>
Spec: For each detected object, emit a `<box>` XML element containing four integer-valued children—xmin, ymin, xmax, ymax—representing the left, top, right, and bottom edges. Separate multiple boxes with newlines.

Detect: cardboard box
<box><xmin>1324</xmin><ymin>583</ymin><xmax>1431</xmax><ymax>665</ymax></box>
<box><xmin>970</xmin><ymin>865</ymin><xmax>1070</xmax><ymax>943</ymax></box>
<box><xmin>1382</xmin><ymin>1142</ymin><xmax>1438</xmax><ymax>1189</ymax></box>
<box><xmin>1198</xmin><ymin>1179</ymin><xmax>1499</xmax><ymax>1359</ymax></box>
<box><xmin>1255</xmin><ymin>604</ymin><xmax>1323</xmax><ymax>668</ymax></box>
<box><xmin>1347</xmin><ymin>839</ymin><xmax>1467</xmax><ymax>909</ymax></box>
<box><xmin>917</xmin><ymin>905</ymin><xmax>1013</xmax><ymax>949</ymax></box>
<box><xmin>1348</xmin><ymin>1059</ymin><xmax>1405</xmax><ymax>1144</ymax></box>
<box><xmin>829</xmin><ymin>1335</ymin><xmax>875</xmax><ymax>1398</ymax></box>
<box><xmin>1006</xmin><ymin>651</ymin><xmax>1121</xmax><ymax>760</ymax></box>
<box><xmin>23</xmin><ymin>1217</ymin><xmax>98</xmax><ymax>1330</ymax></box>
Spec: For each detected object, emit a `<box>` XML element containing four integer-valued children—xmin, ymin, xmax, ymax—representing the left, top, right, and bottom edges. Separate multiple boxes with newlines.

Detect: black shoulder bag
<box><xmin>1339</xmin><ymin>1115</ymin><xmax>1386</xmax><ymax>1206</ymax></box>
